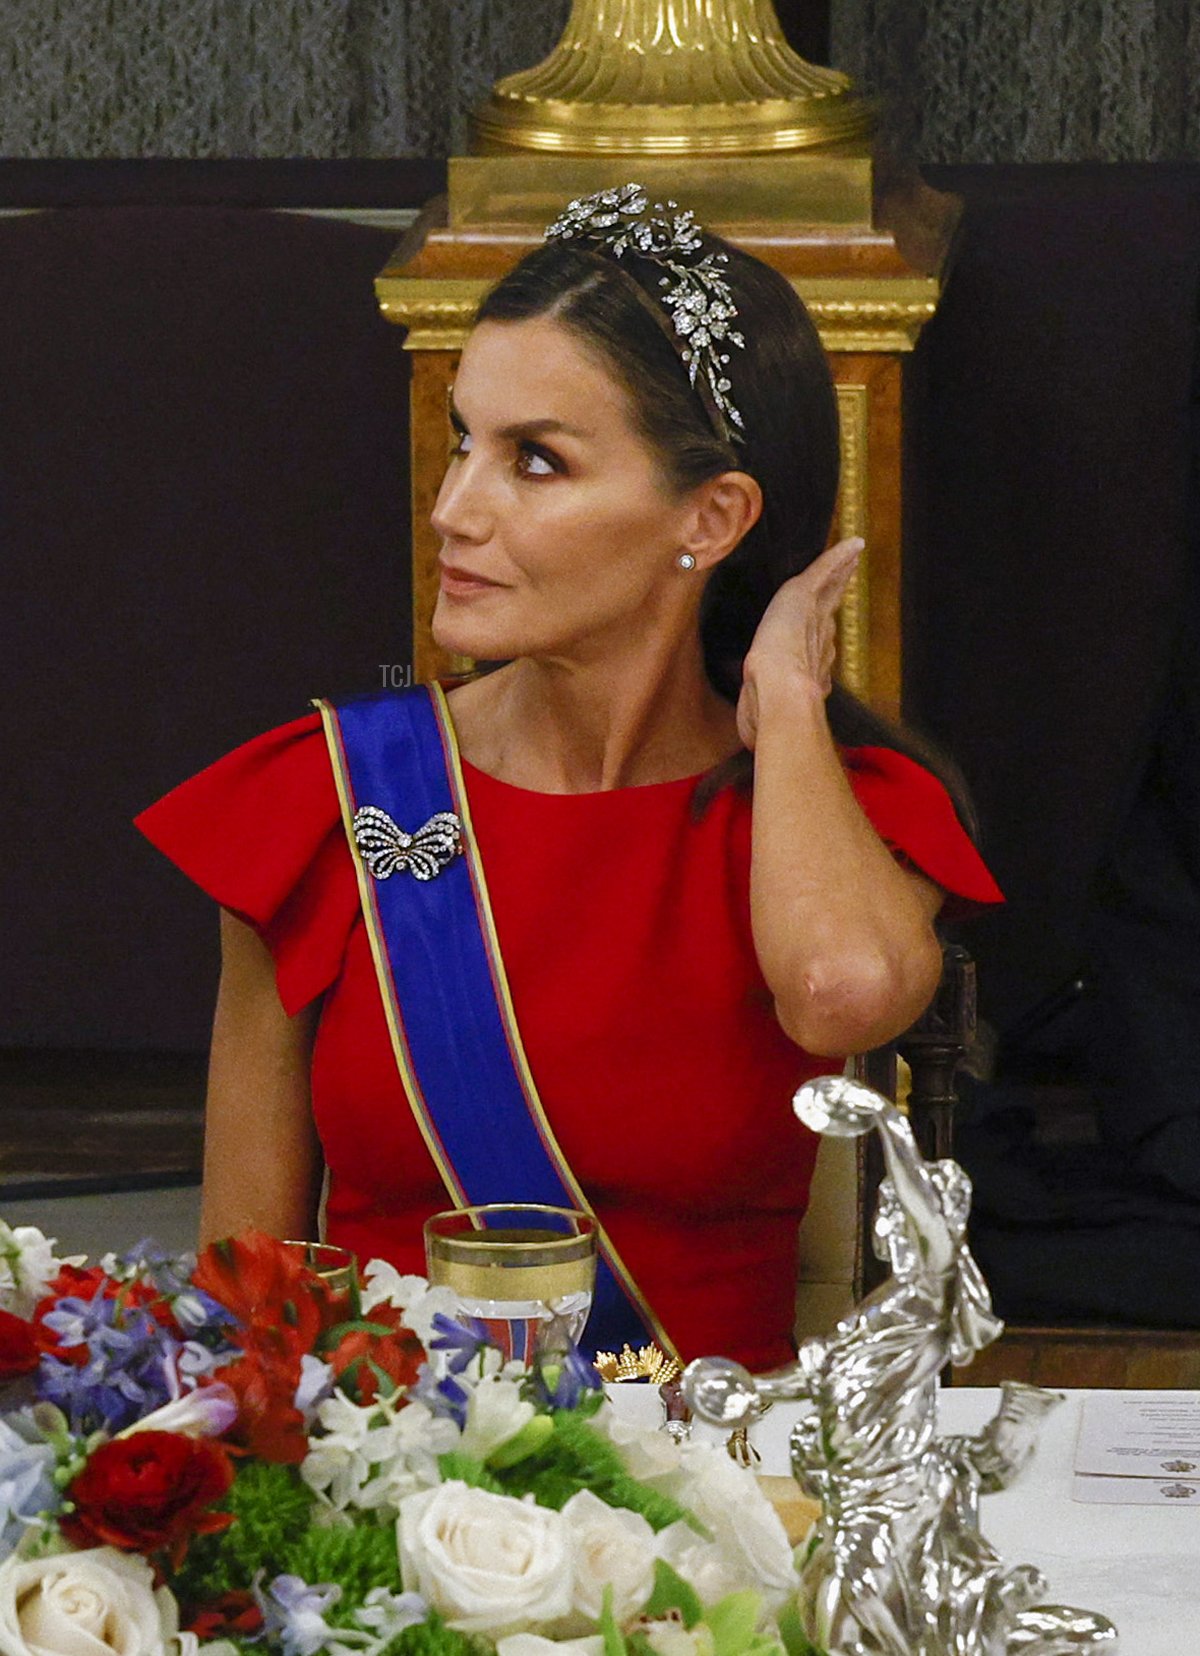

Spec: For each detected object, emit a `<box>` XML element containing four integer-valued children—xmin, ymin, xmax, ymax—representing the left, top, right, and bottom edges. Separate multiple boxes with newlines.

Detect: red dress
<box><xmin>136</xmin><ymin>711</ymin><xmax>1002</xmax><ymax>1370</ymax></box>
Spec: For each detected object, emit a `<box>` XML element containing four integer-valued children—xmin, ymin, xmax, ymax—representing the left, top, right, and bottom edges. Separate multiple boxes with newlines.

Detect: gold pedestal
<box><xmin>448</xmin><ymin>154</ymin><xmax>873</xmax><ymax>229</ymax></box>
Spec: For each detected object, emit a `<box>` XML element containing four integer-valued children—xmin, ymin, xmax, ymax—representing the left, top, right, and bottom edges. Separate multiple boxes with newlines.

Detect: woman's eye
<box><xmin>449</xmin><ymin>431</ymin><xmax>473</xmax><ymax>457</ymax></box>
<box><xmin>517</xmin><ymin>445</ymin><xmax>557</xmax><ymax>477</ymax></box>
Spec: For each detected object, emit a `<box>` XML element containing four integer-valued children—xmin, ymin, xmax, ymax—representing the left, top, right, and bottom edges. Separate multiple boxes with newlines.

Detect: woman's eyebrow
<box><xmin>448</xmin><ymin>399</ymin><xmax>592</xmax><ymax>441</ymax></box>
<box><xmin>497</xmin><ymin>415</ymin><xmax>594</xmax><ymax>440</ymax></box>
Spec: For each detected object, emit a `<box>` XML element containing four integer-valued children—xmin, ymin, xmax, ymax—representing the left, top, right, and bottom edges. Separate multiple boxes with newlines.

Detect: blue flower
<box><xmin>428</xmin><ymin>1311</ymin><xmax>493</xmax><ymax>1374</ymax></box>
<box><xmin>410</xmin><ymin>1362</ymin><xmax>471</xmax><ymax>1429</ymax></box>
<box><xmin>116</xmin><ymin>1238</ymin><xmax>196</xmax><ymax>1298</ymax></box>
<box><xmin>294</xmin><ymin>1354</ymin><xmax>335</xmax><ymax>1421</ymax></box>
<box><xmin>171</xmin><ymin>1286</ymin><xmax>238</xmax><ymax>1337</ymax></box>
<box><xmin>533</xmin><ymin>1344</ymin><xmax>604</xmax><ymax>1411</ymax></box>
<box><xmin>0</xmin><ymin>1415</ymin><xmax>59</xmax><ymax>1562</ymax></box>
<box><xmin>355</xmin><ymin>1586</ymin><xmax>428</xmax><ymax>1640</ymax></box>
<box><xmin>37</xmin><ymin>1285</ymin><xmax>181</xmax><ymax>1434</ymax></box>
<box><xmin>256</xmin><ymin>1574</ymin><xmax>343</xmax><ymax>1656</ymax></box>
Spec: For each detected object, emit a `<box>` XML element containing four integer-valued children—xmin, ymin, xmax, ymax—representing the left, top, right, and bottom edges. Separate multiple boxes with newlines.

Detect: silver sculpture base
<box><xmin>684</xmin><ymin>1075</ymin><xmax>1118</xmax><ymax>1656</ymax></box>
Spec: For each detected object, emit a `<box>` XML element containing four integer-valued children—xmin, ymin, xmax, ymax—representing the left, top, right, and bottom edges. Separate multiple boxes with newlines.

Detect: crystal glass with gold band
<box><xmin>424</xmin><ymin>1204</ymin><xmax>596</xmax><ymax>1363</ymax></box>
<box><xmin>282</xmin><ymin>1240</ymin><xmax>357</xmax><ymax>1297</ymax></box>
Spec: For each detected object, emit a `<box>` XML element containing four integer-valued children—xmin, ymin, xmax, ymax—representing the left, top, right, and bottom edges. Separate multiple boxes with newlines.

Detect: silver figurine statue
<box><xmin>684</xmin><ymin>1075</ymin><xmax>1118</xmax><ymax>1656</ymax></box>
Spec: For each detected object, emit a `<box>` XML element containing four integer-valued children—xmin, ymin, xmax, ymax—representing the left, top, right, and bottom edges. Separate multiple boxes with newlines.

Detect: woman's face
<box><xmin>430</xmin><ymin>316</ymin><xmax>697</xmax><ymax>664</ymax></box>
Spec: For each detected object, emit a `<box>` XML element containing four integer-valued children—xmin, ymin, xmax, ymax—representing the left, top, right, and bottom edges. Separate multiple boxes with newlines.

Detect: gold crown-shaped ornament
<box><xmin>593</xmin><ymin>1343</ymin><xmax>682</xmax><ymax>1384</ymax></box>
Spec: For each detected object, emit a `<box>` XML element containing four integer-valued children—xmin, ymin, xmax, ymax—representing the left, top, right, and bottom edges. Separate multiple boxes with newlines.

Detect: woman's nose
<box><xmin>431</xmin><ymin>450</ymin><xmax>491</xmax><ymax>545</ymax></box>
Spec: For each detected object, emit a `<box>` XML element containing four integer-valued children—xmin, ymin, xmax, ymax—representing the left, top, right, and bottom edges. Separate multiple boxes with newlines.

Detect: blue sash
<box><xmin>315</xmin><ymin>685</ymin><xmax>676</xmax><ymax>1361</ymax></box>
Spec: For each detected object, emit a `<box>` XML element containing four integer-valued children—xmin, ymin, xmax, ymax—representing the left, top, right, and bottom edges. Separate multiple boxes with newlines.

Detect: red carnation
<box><xmin>0</xmin><ymin>1308</ymin><xmax>40</xmax><ymax>1380</ymax></box>
<box><xmin>63</xmin><ymin>1431</ymin><xmax>234</xmax><ymax>1564</ymax></box>
<box><xmin>325</xmin><ymin>1303</ymin><xmax>425</xmax><ymax>1404</ymax></box>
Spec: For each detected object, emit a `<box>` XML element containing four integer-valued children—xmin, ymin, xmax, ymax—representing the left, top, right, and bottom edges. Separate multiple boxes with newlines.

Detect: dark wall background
<box><xmin>1</xmin><ymin>198</ymin><xmax>416</xmax><ymax>1050</ymax></box>
<box><xmin>907</xmin><ymin>165</ymin><xmax>1200</xmax><ymax>1034</ymax></box>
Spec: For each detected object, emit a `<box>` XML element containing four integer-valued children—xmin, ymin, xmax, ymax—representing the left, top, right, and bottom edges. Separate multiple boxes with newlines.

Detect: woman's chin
<box><xmin>431</xmin><ymin>605</ymin><xmax>478</xmax><ymax>657</ymax></box>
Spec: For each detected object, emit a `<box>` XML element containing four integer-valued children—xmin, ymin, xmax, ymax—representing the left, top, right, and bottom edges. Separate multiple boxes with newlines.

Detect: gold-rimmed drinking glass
<box><xmin>282</xmin><ymin>1240</ymin><xmax>357</xmax><ymax>1297</ymax></box>
<box><xmin>424</xmin><ymin>1203</ymin><xmax>596</xmax><ymax>1363</ymax></box>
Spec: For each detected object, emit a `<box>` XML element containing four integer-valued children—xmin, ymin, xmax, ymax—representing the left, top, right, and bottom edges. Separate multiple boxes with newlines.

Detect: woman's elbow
<box><xmin>774</xmin><ymin>931</ymin><xmax>943</xmax><ymax>1057</ymax></box>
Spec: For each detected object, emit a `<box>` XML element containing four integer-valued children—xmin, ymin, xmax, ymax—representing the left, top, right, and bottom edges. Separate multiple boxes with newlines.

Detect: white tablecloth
<box><xmin>611</xmin><ymin>1386</ymin><xmax>1198</xmax><ymax>1654</ymax></box>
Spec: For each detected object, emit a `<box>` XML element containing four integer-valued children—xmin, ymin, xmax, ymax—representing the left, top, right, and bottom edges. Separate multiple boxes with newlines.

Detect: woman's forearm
<box><xmin>748</xmin><ymin>666</ymin><xmax>943</xmax><ymax>1057</ymax></box>
<box><xmin>200</xmin><ymin>911</ymin><xmax>324</xmax><ymax>1245</ymax></box>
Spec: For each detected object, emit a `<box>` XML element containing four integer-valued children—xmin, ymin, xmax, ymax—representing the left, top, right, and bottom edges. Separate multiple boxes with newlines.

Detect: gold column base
<box><xmin>468</xmin><ymin>0</ymin><xmax>873</xmax><ymax>160</ymax></box>
<box><xmin>471</xmin><ymin>90</ymin><xmax>873</xmax><ymax>159</ymax></box>
<box><xmin>448</xmin><ymin>154</ymin><xmax>874</xmax><ymax>230</ymax></box>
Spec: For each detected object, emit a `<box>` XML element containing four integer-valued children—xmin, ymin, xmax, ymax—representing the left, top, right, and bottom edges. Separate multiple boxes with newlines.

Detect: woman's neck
<box><xmin>447</xmin><ymin>641</ymin><xmax>742</xmax><ymax>793</ymax></box>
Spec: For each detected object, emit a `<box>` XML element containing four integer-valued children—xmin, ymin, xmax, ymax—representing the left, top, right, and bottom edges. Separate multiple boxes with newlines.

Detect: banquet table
<box><xmin>610</xmin><ymin>1385</ymin><xmax>1197</xmax><ymax>1655</ymax></box>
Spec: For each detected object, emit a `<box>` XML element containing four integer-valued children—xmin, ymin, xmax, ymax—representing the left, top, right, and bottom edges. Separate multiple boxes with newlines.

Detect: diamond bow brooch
<box><xmin>352</xmin><ymin>805</ymin><xmax>463</xmax><ymax>881</ymax></box>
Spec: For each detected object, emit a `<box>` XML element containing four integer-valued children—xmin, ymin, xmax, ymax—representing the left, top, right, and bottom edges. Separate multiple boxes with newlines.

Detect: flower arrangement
<box><xmin>0</xmin><ymin>1220</ymin><xmax>811</xmax><ymax>1656</ymax></box>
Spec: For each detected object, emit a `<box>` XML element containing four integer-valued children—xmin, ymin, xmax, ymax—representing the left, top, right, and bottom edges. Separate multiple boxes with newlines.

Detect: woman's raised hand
<box><xmin>736</xmin><ymin>537</ymin><xmax>863</xmax><ymax>751</ymax></box>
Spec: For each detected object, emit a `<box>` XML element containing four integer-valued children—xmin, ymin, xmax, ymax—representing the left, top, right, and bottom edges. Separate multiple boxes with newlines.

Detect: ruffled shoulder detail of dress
<box><xmin>843</xmin><ymin>745</ymin><xmax>1004</xmax><ymax>908</ymax></box>
<box><xmin>135</xmin><ymin>712</ymin><xmax>358</xmax><ymax>1015</ymax></box>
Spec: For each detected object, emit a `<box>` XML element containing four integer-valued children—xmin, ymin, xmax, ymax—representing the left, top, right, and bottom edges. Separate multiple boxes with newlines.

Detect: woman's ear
<box><xmin>679</xmin><ymin>471</ymin><xmax>763</xmax><ymax>571</ymax></box>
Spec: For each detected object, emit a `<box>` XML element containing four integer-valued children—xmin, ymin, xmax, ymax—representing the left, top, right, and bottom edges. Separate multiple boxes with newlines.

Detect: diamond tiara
<box><xmin>544</xmin><ymin>183</ymin><xmax>747</xmax><ymax>446</ymax></box>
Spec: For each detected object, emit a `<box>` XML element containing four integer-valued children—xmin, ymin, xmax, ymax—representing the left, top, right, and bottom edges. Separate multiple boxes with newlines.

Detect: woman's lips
<box><xmin>438</xmin><ymin>565</ymin><xmax>503</xmax><ymax>597</ymax></box>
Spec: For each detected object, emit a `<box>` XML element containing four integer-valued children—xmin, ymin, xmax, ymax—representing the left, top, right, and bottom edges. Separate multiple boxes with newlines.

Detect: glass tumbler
<box><xmin>424</xmin><ymin>1203</ymin><xmax>596</xmax><ymax>1363</ymax></box>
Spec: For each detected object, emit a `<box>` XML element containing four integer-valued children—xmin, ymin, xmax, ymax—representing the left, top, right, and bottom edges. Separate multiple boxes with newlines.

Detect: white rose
<box><xmin>398</xmin><ymin>1482</ymin><xmax>573</xmax><ymax>1633</ymax></box>
<box><xmin>592</xmin><ymin>1407</ymin><xmax>686</xmax><ymax>1492</ymax></box>
<box><xmin>561</xmin><ymin>1490</ymin><xmax>657</xmax><ymax>1625</ymax></box>
<box><xmin>656</xmin><ymin>1527</ymin><xmax>743</xmax><ymax>1609</ymax></box>
<box><xmin>459</xmin><ymin>1375</ymin><xmax>537</xmax><ymax>1464</ymax></box>
<box><xmin>0</xmin><ymin>1545</ymin><xmax>191</xmax><ymax>1656</ymax></box>
<box><xmin>673</xmin><ymin>1447</ymin><xmax>796</xmax><ymax>1608</ymax></box>
<box><xmin>498</xmin><ymin>1635</ymin><xmax>605</xmax><ymax>1656</ymax></box>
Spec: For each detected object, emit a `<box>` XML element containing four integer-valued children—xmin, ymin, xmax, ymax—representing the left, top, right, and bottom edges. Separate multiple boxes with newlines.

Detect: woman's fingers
<box><xmin>813</xmin><ymin>537</ymin><xmax>864</xmax><ymax>605</ymax></box>
<box><xmin>744</xmin><ymin>539</ymin><xmax>865</xmax><ymax>694</ymax></box>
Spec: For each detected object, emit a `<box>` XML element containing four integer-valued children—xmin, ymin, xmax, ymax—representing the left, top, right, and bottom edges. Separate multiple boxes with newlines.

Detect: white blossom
<box><xmin>459</xmin><ymin>1375</ymin><xmax>537</xmax><ymax>1464</ymax></box>
<box><xmin>302</xmin><ymin>1392</ymin><xmax>455</xmax><ymax>1516</ymax></box>
<box><xmin>358</xmin><ymin>1261</ymin><xmax>458</xmax><ymax>1346</ymax></box>
<box><xmin>0</xmin><ymin>1223</ymin><xmax>82</xmax><ymax>1318</ymax></box>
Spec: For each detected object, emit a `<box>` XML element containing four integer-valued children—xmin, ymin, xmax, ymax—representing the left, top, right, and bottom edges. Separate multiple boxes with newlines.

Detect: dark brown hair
<box><xmin>476</xmin><ymin>235</ymin><xmax>976</xmax><ymax>833</ymax></box>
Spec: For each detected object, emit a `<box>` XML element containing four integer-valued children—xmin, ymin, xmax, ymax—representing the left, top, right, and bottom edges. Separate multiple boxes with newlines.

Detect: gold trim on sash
<box><xmin>314</xmin><ymin>697</ymin><xmax>469</xmax><ymax>1209</ymax></box>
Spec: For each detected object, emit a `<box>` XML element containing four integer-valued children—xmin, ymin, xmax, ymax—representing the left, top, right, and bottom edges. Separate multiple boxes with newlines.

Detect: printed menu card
<box><xmin>1074</xmin><ymin>1392</ymin><xmax>1200</xmax><ymax>1504</ymax></box>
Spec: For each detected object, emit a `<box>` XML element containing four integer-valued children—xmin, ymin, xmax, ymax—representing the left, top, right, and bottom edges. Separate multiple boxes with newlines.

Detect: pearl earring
<box><xmin>677</xmin><ymin>553</ymin><xmax>696</xmax><ymax>571</ymax></box>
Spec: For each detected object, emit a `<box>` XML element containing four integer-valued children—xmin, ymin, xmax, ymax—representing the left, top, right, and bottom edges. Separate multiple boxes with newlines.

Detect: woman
<box><xmin>138</xmin><ymin>185</ymin><xmax>1001</xmax><ymax>1369</ymax></box>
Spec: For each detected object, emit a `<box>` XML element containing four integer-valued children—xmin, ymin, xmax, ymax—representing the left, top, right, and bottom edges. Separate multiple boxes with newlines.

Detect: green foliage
<box><xmin>286</xmin><ymin>1522</ymin><xmax>403</xmax><ymax>1621</ymax></box>
<box><xmin>600</xmin><ymin>1584</ymin><xmax>629</xmax><ymax>1656</ymax></box>
<box><xmin>172</xmin><ymin>1456</ymin><xmax>399</xmax><ymax>1625</ymax></box>
<box><xmin>437</xmin><ymin>1451</ymin><xmax>507</xmax><ymax>1494</ymax></box>
<box><xmin>488</xmin><ymin>1410</ymin><xmax>703</xmax><ymax>1534</ymax></box>
<box><xmin>172</xmin><ymin>1460</ymin><xmax>314</xmax><ymax>1607</ymax></box>
<box><xmin>703</xmin><ymin>1592</ymin><xmax>760</xmax><ymax>1656</ymax></box>
<box><xmin>776</xmin><ymin>1598</ymin><xmax>827</xmax><ymax>1656</ymax></box>
<box><xmin>643</xmin><ymin>1559</ymin><xmax>703</xmax><ymax>1629</ymax></box>
<box><xmin>486</xmin><ymin>1413</ymin><xmax>554</xmax><ymax>1468</ymax></box>
<box><xmin>376</xmin><ymin>1611</ymin><xmax>493</xmax><ymax>1656</ymax></box>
